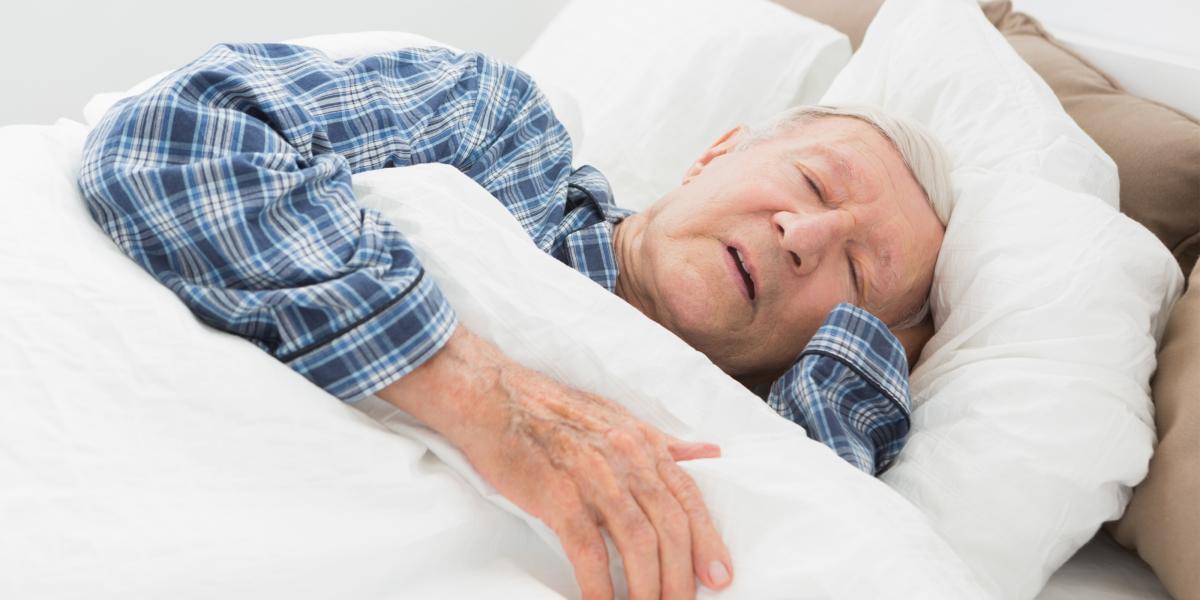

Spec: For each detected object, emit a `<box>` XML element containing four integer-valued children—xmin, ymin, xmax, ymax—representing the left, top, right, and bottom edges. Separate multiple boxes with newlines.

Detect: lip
<box><xmin>724</xmin><ymin>241</ymin><xmax>757</xmax><ymax>303</ymax></box>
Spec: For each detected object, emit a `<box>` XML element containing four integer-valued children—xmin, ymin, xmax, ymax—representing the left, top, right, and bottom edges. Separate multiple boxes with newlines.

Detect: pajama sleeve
<box><xmin>78</xmin><ymin>43</ymin><xmax>574</xmax><ymax>402</ymax></box>
<box><xmin>768</xmin><ymin>303</ymin><xmax>914</xmax><ymax>475</ymax></box>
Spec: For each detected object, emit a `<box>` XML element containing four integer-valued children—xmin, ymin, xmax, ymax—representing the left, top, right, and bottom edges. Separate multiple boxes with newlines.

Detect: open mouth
<box><xmin>727</xmin><ymin>246</ymin><xmax>756</xmax><ymax>301</ymax></box>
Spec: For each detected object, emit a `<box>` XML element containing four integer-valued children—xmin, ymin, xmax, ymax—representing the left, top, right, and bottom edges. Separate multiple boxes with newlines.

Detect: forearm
<box><xmin>374</xmin><ymin>323</ymin><xmax>733</xmax><ymax>598</ymax></box>
<box><xmin>81</xmin><ymin>42</ymin><xmax>576</xmax><ymax>400</ymax></box>
<box><xmin>79</xmin><ymin>43</ymin><xmax>491</xmax><ymax>401</ymax></box>
<box><xmin>375</xmin><ymin>324</ymin><xmax>519</xmax><ymax>447</ymax></box>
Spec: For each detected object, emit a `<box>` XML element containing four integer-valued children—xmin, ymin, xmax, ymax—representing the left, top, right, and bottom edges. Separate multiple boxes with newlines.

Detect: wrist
<box><xmin>376</xmin><ymin>325</ymin><xmax>511</xmax><ymax>444</ymax></box>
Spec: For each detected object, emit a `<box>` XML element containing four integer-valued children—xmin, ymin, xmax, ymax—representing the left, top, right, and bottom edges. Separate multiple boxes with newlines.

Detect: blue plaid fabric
<box><xmin>79</xmin><ymin>43</ymin><xmax>911</xmax><ymax>475</ymax></box>
<box><xmin>768</xmin><ymin>304</ymin><xmax>912</xmax><ymax>474</ymax></box>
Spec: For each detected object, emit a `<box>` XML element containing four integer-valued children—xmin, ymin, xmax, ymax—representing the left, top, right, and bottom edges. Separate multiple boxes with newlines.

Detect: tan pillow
<box><xmin>982</xmin><ymin>0</ymin><xmax>1200</xmax><ymax>275</ymax></box>
<box><xmin>1108</xmin><ymin>262</ymin><xmax>1200</xmax><ymax>600</ymax></box>
<box><xmin>772</xmin><ymin>0</ymin><xmax>883</xmax><ymax>50</ymax></box>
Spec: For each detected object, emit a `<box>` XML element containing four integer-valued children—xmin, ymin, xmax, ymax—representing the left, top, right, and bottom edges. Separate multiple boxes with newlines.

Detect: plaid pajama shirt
<box><xmin>79</xmin><ymin>43</ymin><xmax>911</xmax><ymax>475</ymax></box>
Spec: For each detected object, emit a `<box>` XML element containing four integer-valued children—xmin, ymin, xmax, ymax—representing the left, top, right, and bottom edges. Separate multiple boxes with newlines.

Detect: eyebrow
<box><xmin>794</xmin><ymin>145</ymin><xmax>857</xmax><ymax>205</ymax></box>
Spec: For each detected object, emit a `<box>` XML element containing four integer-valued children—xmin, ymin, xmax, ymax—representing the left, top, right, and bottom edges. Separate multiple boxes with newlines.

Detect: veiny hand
<box><xmin>377</xmin><ymin>326</ymin><xmax>733</xmax><ymax>600</ymax></box>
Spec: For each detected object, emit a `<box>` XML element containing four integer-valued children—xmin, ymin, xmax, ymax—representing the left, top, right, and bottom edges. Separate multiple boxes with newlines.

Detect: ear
<box><xmin>683</xmin><ymin>126</ymin><xmax>748</xmax><ymax>184</ymax></box>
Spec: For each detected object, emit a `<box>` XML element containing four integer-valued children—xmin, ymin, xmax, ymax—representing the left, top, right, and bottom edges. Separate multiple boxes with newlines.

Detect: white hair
<box><xmin>740</xmin><ymin>104</ymin><xmax>955</xmax><ymax>330</ymax></box>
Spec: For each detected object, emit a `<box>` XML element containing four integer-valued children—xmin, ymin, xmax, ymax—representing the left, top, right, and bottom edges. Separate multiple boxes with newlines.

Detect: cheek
<box><xmin>656</xmin><ymin>259</ymin><xmax>724</xmax><ymax>334</ymax></box>
<box><xmin>649</xmin><ymin>244</ymin><xmax>750</xmax><ymax>358</ymax></box>
<box><xmin>773</xmin><ymin>275</ymin><xmax>846</xmax><ymax>345</ymax></box>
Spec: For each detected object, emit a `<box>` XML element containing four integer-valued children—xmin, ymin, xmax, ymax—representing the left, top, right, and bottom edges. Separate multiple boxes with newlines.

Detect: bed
<box><xmin>2</xmin><ymin>0</ymin><xmax>1196</xmax><ymax>598</ymax></box>
<box><xmin>1039</xmin><ymin>532</ymin><xmax>1170</xmax><ymax>599</ymax></box>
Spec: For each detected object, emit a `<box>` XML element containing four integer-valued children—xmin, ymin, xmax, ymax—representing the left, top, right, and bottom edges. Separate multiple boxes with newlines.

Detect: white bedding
<box><xmin>522</xmin><ymin>1</ymin><xmax>1181</xmax><ymax>595</ymax></box>
<box><xmin>1037</xmin><ymin>533</ymin><xmax>1170</xmax><ymax>600</ymax></box>
<box><xmin>1</xmin><ymin>0</ymin><xmax>1185</xmax><ymax>597</ymax></box>
<box><xmin>0</xmin><ymin>121</ymin><xmax>985</xmax><ymax>599</ymax></box>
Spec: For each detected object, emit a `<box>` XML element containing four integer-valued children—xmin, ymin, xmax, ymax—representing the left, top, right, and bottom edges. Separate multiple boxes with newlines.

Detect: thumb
<box><xmin>666</xmin><ymin>436</ymin><xmax>722</xmax><ymax>461</ymax></box>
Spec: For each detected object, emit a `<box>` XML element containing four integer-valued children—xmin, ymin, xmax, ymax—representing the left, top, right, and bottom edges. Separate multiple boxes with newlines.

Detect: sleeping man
<box><xmin>79</xmin><ymin>44</ymin><xmax>950</xmax><ymax>600</ymax></box>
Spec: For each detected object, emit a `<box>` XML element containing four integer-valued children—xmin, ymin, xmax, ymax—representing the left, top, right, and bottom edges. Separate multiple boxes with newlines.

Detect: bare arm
<box><xmin>376</xmin><ymin>325</ymin><xmax>733</xmax><ymax>600</ymax></box>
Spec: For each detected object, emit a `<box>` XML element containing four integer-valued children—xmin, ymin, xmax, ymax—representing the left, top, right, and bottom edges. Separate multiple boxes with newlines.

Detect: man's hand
<box><xmin>377</xmin><ymin>325</ymin><xmax>733</xmax><ymax>600</ymax></box>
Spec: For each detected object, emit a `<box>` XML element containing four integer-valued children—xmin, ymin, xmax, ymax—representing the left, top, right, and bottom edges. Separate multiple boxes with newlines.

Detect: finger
<box><xmin>659</xmin><ymin>458</ymin><xmax>733</xmax><ymax>591</ymax></box>
<box><xmin>589</xmin><ymin>432</ymin><xmax>662</xmax><ymax>600</ymax></box>
<box><xmin>631</xmin><ymin>472</ymin><xmax>695</xmax><ymax>600</ymax></box>
<box><xmin>598</xmin><ymin>492</ymin><xmax>662</xmax><ymax>600</ymax></box>
<box><xmin>554</xmin><ymin>511</ymin><xmax>615</xmax><ymax>600</ymax></box>
<box><xmin>666</xmin><ymin>437</ymin><xmax>721</xmax><ymax>461</ymax></box>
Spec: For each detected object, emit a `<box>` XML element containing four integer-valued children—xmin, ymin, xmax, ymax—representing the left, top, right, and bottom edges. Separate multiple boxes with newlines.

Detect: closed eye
<box><xmin>801</xmin><ymin>169</ymin><xmax>826</xmax><ymax>205</ymax></box>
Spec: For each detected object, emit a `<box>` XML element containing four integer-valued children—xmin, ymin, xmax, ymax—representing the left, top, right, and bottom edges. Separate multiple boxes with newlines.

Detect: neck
<box><xmin>612</xmin><ymin>214</ymin><xmax>654</xmax><ymax>320</ymax></box>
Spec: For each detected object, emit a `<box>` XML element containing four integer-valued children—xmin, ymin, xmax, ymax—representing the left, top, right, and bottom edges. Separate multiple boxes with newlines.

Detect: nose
<box><xmin>772</xmin><ymin>210</ymin><xmax>855</xmax><ymax>276</ymax></box>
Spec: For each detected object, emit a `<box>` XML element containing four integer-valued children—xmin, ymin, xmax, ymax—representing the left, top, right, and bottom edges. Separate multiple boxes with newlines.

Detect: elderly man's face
<box><xmin>614</xmin><ymin>117</ymin><xmax>945</xmax><ymax>383</ymax></box>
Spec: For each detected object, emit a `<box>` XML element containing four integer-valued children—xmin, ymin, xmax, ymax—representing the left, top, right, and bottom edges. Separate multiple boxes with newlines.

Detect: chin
<box><xmin>655</xmin><ymin>272</ymin><xmax>727</xmax><ymax>353</ymax></box>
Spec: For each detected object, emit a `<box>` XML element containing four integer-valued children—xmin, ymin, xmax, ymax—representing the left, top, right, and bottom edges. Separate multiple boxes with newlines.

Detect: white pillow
<box><xmin>517</xmin><ymin>0</ymin><xmax>851</xmax><ymax>211</ymax></box>
<box><xmin>821</xmin><ymin>0</ymin><xmax>1119</xmax><ymax>221</ymax></box>
<box><xmin>819</xmin><ymin>0</ymin><xmax>1183</xmax><ymax>597</ymax></box>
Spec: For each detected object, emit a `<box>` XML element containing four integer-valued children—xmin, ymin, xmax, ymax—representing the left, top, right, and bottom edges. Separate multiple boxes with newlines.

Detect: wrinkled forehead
<box><xmin>783</xmin><ymin>117</ymin><xmax>903</xmax><ymax>178</ymax></box>
<box><xmin>773</xmin><ymin>120</ymin><xmax>918</xmax><ymax>207</ymax></box>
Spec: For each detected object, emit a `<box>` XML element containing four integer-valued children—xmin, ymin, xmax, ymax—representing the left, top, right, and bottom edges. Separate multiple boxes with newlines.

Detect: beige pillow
<box><xmin>772</xmin><ymin>0</ymin><xmax>883</xmax><ymax>50</ymax></box>
<box><xmin>1109</xmin><ymin>262</ymin><xmax>1200</xmax><ymax>600</ymax></box>
<box><xmin>982</xmin><ymin>0</ymin><xmax>1200</xmax><ymax>276</ymax></box>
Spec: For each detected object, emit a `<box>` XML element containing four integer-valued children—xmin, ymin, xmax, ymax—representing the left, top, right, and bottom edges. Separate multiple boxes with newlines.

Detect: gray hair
<box><xmin>739</xmin><ymin>104</ymin><xmax>955</xmax><ymax>330</ymax></box>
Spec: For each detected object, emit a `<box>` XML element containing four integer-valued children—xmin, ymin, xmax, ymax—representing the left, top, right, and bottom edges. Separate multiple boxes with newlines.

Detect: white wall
<box><xmin>0</xmin><ymin>0</ymin><xmax>568</xmax><ymax>126</ymax></box>
<box><xmin>1011</xmin><ymin>0</ymin><xmax>1199</xmax><ymax>62</ymax></box>
<box><xmin>1011</xmin><ymin>0</ymin><xmax>1200</xmax><ymax>118</ymax></box>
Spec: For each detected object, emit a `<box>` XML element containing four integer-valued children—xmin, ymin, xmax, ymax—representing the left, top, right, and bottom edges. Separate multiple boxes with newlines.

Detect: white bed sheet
<box><xmin>1037</xmin><ymin>533</ymin><xmax>1169</xmax><ymax>600</ymax></box>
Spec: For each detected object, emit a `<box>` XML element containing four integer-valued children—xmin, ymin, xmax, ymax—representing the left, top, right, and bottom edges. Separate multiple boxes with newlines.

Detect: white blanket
<box><xmin>0</xmin><ymin>120</ymin><xmax>985</xmax><ymax>599</ymax></box>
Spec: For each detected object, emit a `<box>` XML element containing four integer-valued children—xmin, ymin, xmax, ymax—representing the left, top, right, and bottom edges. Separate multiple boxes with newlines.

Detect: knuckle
<box><xmin>579</xmin><ymin>449</ymin><xmax>609</xmax><ymax>474</ymax></box>
<box><xmin>662</xmin><ymin>575</ymin><xmax>695</xmax><ymax>600</ymax></box>
<box><xmin>664</xmin><ymin>506</ymin><xmax>690</xmax><ymax>542</ymax></box>
<box><xmin>639</xmin><ymin>425</ymin><xmax>668</xmax><ymax>448</ymax></box>
<box><xmin>604</xmin><ymin>428</ymin><xmax>640</xmax><ymax>454</ymax></box>
<box><xmin>659</xmin><ymin>463</ymin><xmax>693</xmax><ymax>497</ymax></box>
<box><xmin>551</xmin><ymin>476</ymin><xmax>583</xmax><ymax>503</ymax></box>
<box><xmin>578</xmin><ymin>538</ymin><xmax>609</xmax><ymax>568</ymax></box>
<box><xmin>667</xmin><ymin>466</ymin><xmax>702</xmax><ymax>505</ymax></box>
<box><xmin>629</xmin><ymin>520</ymin><xmax>658</xmax><ymax>549</ymax></box>
<box><xmin>552</xmin><ymin>513</ymin><xmax>590</xmax><ymax>547</ymax></box>
<box><xmin>662</xmin><ymin>456</ymin><xmax>690</xmax><ymax>479</ymax></box>
<box><xmin>547</xmin><ymin>485</ymin><xmax>587</xmax><ymax>524</ymax></box>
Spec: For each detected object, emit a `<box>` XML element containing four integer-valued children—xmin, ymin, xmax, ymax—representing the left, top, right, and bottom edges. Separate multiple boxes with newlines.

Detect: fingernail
<box><xmin>708</xmin><ymin>560</ymin><xmax>730</xmax><ymax>586</ymax></box>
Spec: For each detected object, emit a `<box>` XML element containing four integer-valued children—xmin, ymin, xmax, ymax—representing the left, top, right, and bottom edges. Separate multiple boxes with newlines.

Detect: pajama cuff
<box><xmin>283</xmin><ymin>268</ymin><xmax>459</xmax><ymax>403</ymax></box>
